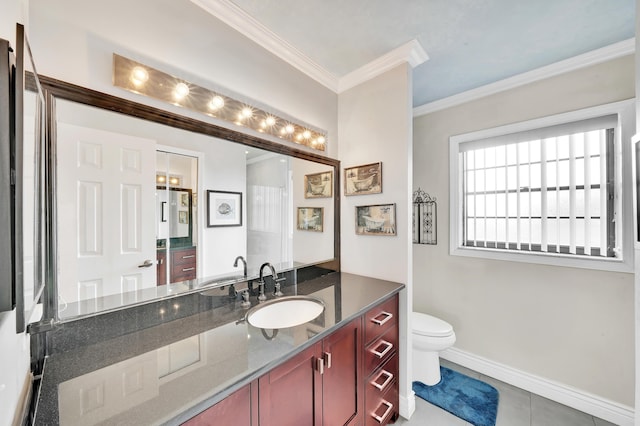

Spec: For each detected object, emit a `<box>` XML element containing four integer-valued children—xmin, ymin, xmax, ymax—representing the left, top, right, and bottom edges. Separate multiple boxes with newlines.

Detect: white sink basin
<box><xmin>246</xmin><ymin>296</ymin><xmax>324</xmax><ymax>329</ymax></box>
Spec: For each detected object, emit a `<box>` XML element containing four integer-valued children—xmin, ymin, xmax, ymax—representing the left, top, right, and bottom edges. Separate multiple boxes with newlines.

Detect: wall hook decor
<box><xmin>413</xmin><ymin>188</ymin><xmax>437</xmax><ymax>245</ymax></box>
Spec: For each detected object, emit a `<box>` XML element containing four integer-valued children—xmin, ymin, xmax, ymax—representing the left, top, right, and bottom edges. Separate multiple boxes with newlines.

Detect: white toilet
<box><xmin>412</xmin><ymin>312</ymin><xmax>456</xmax><ymax>385</ymax></box>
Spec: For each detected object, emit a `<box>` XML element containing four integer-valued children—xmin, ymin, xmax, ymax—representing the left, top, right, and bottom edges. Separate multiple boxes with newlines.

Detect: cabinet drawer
<box><xmin>366</xmin><ymin>354</ymin><xmax>398</xmax><ymax>399</ymax></box>
<box><xmin>364</xmin><ymin>295</ymin><xmax>398</xmax><ymax>345</ymax></box>
<box><xmin>365</xmin><ymin>383</ymin><xmax>398</xmax><ymax>426</ymax></box>
<box><xmin>364</xmin><ymin>326</ymin><xmax>398</xmax><ymax>377</ymax></box>
<box><xmin>171</xmin><ymin>247</ymin><xmax>197</xmax><ymax>266</ymax></box>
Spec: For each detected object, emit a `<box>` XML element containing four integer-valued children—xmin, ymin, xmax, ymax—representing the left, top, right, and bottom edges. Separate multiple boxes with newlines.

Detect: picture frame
<box><xmin>178</xmin><ymin>210</ymin><xmax>188</xmax><ymax>224</ymax></box>
<box><xmin>207</xmin><ymin>190</ymin><xmax>242</xmax><ymax>227</ymax></box>
<box><xmin>344</xmin><ymin>162</ymin><xmax>382</xmax><ymax>195</ymax></box>
<box><xmin>297</xmin><ymin>207</ymin><xmax>324</xmax><ymax>232</ymax></box>
<box><xmin>304</xmin><ymin>171</ymin><xmax>332</xmax><ymax>198</ymax></box>
<box><xmin>355</xmin><ymin>203</ymin><xmax>396</xmax><ymax>236</ymax></box>
<box><xmin>180</xmin><ymin>193</ymin><xmax>189</xmax><ymax>207</ymax></box>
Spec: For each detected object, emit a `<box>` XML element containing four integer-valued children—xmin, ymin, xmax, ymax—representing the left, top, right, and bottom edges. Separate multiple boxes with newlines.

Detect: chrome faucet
<box><xmin>258</xmin><ymin>262</ymin><xmax>285</xmax><ymax>299</ymax></box>
<box><xmin>233</xmin><ymin>255</ymin><xmax>247</xmax><ymax>277</ymax></box>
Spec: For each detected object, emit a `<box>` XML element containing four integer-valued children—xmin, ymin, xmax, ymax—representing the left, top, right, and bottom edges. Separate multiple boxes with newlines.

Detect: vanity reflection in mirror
<box><xmin>50</xmin><ymin>83</ymin><xmax>338</xmax><ymax>321</ymax></box>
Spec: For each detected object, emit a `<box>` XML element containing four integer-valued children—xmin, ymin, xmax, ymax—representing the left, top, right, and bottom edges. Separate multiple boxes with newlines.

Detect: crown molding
<box><xmin>191</xmin><ymin>0</ymin><xmax>339</xmax><ymax>91</ymax></box>
<box><xmin>191</xmin><ymin>0</ymin><xmax>428</xmax><ymax>94</ymax></box>
<box><xmin>414</xmin><ymin>37</ymin><xmax>636</xmax><ymax>117</ymax></box>
<box><xmin>338</xmin><ymin>39</ymin><xmax>428</xmax><ymax>93</ymax></box>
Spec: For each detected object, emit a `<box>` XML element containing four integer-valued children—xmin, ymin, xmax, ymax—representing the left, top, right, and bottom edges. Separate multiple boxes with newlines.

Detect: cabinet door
<box><xmin>259</xmin><ymin>342</ymin><xmax>323</xmax><ymax>425</ymax></box>
<box><xmin>182</xmin><ymin>383</ymin><xmax>254</xmax><ymax>426</ymax></box>
<box><xmin>322</xmin><ymin>317</ymin><xmax>362</xmax><ymax>426</ymax></box>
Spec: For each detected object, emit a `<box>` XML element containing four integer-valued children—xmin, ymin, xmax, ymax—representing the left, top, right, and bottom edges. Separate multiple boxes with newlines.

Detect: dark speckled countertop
<box><xmin>34</xmin><ymin>272</ymin><xmax>404</xmax><ymax>425</ymax></box>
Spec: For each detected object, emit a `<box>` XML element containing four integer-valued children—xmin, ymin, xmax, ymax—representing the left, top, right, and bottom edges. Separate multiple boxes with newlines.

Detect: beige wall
<box><xmin>413</xmin><ymin>55</ymin><xmax>635</xmax><ymax>406</ymax></box>
<box><xmin>338</xmin><ymin>64</ymin><xmax>414</xmax><ymax>415</ymax></box>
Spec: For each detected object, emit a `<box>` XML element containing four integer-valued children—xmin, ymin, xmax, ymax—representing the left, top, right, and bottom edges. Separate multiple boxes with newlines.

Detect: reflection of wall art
<box><xmin>178</xmin><ymin>210</ymin><xmax>188</xmax><ymax>224</ymax></box>
<box><xmin>297</xmin><ymin>207</ymin><xmax>324</xmax><ymax>232</ymax></box>
<box><xmin>344</xmin><ymin>162</ymin><xmax>382</xmax><ymax>195</ymax></box>
<box><xmin>207</xmin><ymin>190</ymin><xmax>242</xmax><ymax>227</ymax></box>
<box><xmin>304</xmin><ymin>171</ymin><xmax>332</xmax><ymax>198</ymax></box>
<box><xmin>181</xmin><ymin>193</ymin><xmax>189</xmax><ymax>207</ymax></box>
<box><xmin>355</xmin><ymin>203</ymin><xmax>396</xmax><ymax>236</ymax></box>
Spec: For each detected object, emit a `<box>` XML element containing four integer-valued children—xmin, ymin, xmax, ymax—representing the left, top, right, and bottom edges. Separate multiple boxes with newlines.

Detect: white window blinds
<box><xmin>459</xmin><ymin>115</ymin><xmax>616</xmax><ymax>258</ymax></box>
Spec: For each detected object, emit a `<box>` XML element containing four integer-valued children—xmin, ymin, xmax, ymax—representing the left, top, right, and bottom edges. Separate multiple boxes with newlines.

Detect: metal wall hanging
<box><xmin>413</xmin><ymin>188</ymin><xmax>437</xmax><ymax>245</ymax></box>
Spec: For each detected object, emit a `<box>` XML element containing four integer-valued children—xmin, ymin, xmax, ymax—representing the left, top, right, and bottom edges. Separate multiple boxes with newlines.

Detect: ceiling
<box><xmin>194</xmin><ymin>0</ymin><xmax>635</xmax><ymax>109</ymax></box>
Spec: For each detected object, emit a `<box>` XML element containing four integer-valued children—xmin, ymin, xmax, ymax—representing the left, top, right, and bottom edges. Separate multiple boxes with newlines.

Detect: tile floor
<box><xmin>396</xmin><ymin>359</ymin><xmax>618</xmax><ymax>426</ymax></box>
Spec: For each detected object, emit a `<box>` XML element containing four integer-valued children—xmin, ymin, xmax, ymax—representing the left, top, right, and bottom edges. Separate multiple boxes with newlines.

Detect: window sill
<box><xmin>450</xmin><ymin>245</ymin><xmax>633</xmax><ymax>273</ymax></box>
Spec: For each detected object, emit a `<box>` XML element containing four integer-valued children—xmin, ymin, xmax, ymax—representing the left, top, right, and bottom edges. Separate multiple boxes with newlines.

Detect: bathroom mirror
<box><xmin>41</xmin><ymin>76</ymin><xmax>339</xmax><ymax>321</ymax></box>
<box><xmin>14</xmin><ymin>24</ymin><xmax>47</xmax><ymax>332</ymax></box>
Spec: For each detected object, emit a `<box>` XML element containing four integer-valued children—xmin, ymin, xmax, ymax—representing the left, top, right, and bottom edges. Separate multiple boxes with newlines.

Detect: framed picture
<box><xmin>344</xmin><ymin>162</ymin><xmax>382</xmax><ymax>195</ymax></box>
<box><xmin>297</xmin><ymin>207</ymin><xmax>324</xmax><ymax>232</ymax></box>
<box><xmin>207</xmin><ymin>190</ymin><xmax>242</xmax><ymax>227</ymax></box>
<box><xmin>355</xmin><ymin>203</ymin><xmax>396</xmax><ymax>236</ymax></box>
<box><xmin>178</xmin><ymin>210</ymin><xmax>188</xmax><ymax>224</ymax></box>
<box><xmin>304</xmin><ymin>171</ymin><xmax>332</xmax><ymax>198</ymax></box>
<box><xmin>180</xmin><ymin>192</ymin><xmax>189</xmax><ymax>207</ymax></box>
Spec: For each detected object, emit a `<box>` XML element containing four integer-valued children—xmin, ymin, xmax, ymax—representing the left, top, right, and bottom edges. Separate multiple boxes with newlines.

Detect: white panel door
<box><xmin>57</xmin><ymin>123</ymin><xmax>156</xmax><ymax>308</ymax></box>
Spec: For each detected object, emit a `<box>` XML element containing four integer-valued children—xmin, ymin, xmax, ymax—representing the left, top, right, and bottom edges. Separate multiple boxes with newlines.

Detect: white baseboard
<box><xmin>441</xmin><ymin>347</ymin><xmax>634</xmax><ymax>426</ymax></box>
<box><xmin>399</xmin><ymin>390</ymin><xmax>416</xmax><ymax>420</ymax></box>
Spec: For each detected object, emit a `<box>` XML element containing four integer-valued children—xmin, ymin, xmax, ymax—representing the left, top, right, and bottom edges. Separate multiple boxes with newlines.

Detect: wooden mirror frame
<box><xmin>35</xmin><ymin>75</ymin><xmax>341</xmax><ymax>322</ymax></box>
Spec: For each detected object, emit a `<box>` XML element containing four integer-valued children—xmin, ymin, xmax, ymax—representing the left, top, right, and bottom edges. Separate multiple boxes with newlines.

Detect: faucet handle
<box><xmin>274</xmin><ymin>282</ymin><xmax>284</xmax><ymax>297</ymax></box>
<box><xmin>257</xmin><ymin>280</ymin><xmax>267</xmax><ymax>301</ymax></box>
<box><xmin>240</xmin><ymin>289</ymin><xmax>251</xmax><ymax>308</ymax></box>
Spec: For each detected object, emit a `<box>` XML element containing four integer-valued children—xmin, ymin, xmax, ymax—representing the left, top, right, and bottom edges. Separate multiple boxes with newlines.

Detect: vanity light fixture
<box><xmin>113</xmin><ymin>54</ymin><xmax>327</xmax><ymax>151</ymax></box>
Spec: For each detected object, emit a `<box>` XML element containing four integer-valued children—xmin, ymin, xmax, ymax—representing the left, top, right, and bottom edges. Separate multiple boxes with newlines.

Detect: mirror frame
<box><xmin>36</xmin><ymin>75</ymin><xmax>341</xmax><ymax>322</ymax></box>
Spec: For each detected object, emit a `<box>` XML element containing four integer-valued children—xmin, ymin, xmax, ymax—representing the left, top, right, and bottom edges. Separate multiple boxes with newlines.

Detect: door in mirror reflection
<box><xmin>57</xmin><ymin>123</ymin><xmax>156</xmax><ymax>313</ymax></box>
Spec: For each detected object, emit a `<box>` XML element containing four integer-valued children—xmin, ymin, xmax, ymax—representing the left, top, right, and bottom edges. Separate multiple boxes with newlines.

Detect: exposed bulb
<box><xmin>265</xmin><ymin>116</ymin><xmax>276</xmax><ymax>126</ymax></box>
<box><xmin>209</xmin><ymin>95</ymin><xmax>225</xmax><ymax>110</ymax></box>
<box><xmin>130</xmin><ymin>66</ymin><xmax>149</xmax><ymax>86</ymax></box>
<box><xmin>302</xmin><ymin>130</ymin><xmax>311</xmax><ymax>139</ymax></box>
<box><xmin>173</xmin><ymin>82</ymin><xmax>189</xmax><ymax>99</ymax></box>
<box><xmin>241</xmin><ymin>107</ymin><xmax>253</xmax><ymax>118</ymax></box>
<box><xmin>285</xmin><ymin>124</ymin><xmax>295</xmax><ymax>134</ymax></box>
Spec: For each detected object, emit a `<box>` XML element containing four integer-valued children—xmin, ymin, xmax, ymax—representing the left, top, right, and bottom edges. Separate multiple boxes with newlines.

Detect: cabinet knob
<box><xmin>371</xmin><ymin>311</ymin><xmax>393</xmax><ymax>326</ymax></box>
<box><xmin>370</xmin><ymin>340</ymin><xmax>393</xmax><ymax>359</ymax></box>
<box><xmin>323</xmin><ymin>352</ymin><xmax>332</xmax><ymax>369</ymax></box>
<box><xmin>371</xmin><ymin>400</ymin><xmax>393</xmax><ymax>424</ymax></box>
<box><xmin>371</xmin><ymin>369</ymin><xmax>394</xmax><ymax>392</ymax></box>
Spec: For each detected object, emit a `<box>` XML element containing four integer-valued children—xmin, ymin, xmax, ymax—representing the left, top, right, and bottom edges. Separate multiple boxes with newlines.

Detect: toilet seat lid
<box><xmin>413</xmin><ymin>312</ymin><xmax>454</xmax><ymax>337</ymax></box>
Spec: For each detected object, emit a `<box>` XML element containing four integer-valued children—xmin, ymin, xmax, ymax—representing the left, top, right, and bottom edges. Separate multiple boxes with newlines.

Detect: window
<box><xmin>449</xmin><ymin>100</ymin><xmax>634</xmax><ymax>272</ymax></box>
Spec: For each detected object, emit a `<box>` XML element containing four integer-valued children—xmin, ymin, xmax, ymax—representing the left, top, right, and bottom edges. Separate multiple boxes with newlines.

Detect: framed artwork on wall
<box><xmin>344</xmin><ymin>162</ymin><xmax>382</xmax><ymax>195</ymax></box>
<box><xmin>297</xmin><ymin>207</ymin><xmax>324</xmax><ymax>232</ymax></box>
<box><xmin>355</xmin><ymin>203</ymin><xmax>396</xmax><ymax>236</ymax></box>
<box><xmin>207</xmin><ymin>190</ymin><xmax>242</xmax><ymax>227</ymax></box>
<box><xmin>304</xmin><ymin>171</ymin><xmax>332</xmax><ymax>198</ymax></box>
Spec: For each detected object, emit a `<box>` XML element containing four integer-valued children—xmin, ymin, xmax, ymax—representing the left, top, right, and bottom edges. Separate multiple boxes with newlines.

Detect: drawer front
<box><xmin>171</xmin><ymin>247</ymin><xmax>197</xmax><ymax>267</ymax></box>
<box><xmin>365</xmin><ymin>383</ymin><xmax>398</xmax><ymax>426</ymax></box>
<box><xmin>366</xmin><ymin>354</ymin><xmax>398</xmax><ymax>399</ymax></box>
<box><xmin>364</xmin><ymin>295</ymin><xmax>398</xmax><ymax>345</ymax></box>
<box><xmin>364</xmin><ymin>326</ymin><xmax>398</xmax><ymax>377</ymax></box>
<box><xmin>171</xmin><ymin>266</ymin><xmax>197</xmax><ymax>283</ymax></box>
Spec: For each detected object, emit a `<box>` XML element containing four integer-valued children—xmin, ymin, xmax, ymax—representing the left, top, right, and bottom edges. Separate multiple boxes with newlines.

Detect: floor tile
<box><xmin>531</xmin><ymin>394</ymin><xmax>595</xmax><ymax>426</ymax></box>
<box><xmin>593</xmin><ymin>418</ymin><xmax>619</xmax><ymax>426</ymax></box>
<box><xmin>479</xmin><ymin>374</ymin><xmax>531</xmax><ymax>426</ymax></box>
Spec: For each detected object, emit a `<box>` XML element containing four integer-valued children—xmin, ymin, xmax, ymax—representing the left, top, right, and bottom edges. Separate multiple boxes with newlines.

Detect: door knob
<box><xmin>138</xmin><ymin>259</ymin><xmax>155</xmax><ymax>268</ymax></box>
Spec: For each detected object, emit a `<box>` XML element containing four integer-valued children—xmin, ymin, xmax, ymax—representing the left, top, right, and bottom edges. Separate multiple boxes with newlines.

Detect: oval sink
<box><xmin>246</xmin><ymin>296</ymin><xmax>324</xmax><ymax>329</ymax></box>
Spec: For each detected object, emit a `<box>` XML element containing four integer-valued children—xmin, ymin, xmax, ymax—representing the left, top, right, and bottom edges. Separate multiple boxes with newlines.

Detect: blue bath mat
<box><xmin>413</xmin><ymin>367</ymin><xmax>499</xmax><ymax>426</ymax></box>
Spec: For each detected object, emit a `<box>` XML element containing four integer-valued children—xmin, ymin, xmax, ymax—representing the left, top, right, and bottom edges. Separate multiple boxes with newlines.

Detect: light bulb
<box><xmin>265</xmin><ymin>116</ymin><xmax>276</xmax><ymax>126</ymax></box>
<box><xmin>209</xmin><ymin>95</ymin><xmax>224</xmax><ymax>110</ymax></box>
<box><xmin>241</xmin><ymin>107</ymin><xmax>253</xmax><ymax>118</ymax></box>
<box><xmin>174</xmin><ymin>82</ymin><xmax>189</xmax><ymax>99</ymax></box>
<box><xmin>130</xmin><ymin>66</ymin><xmax>149</xmax><ymax>86</ymax></box>
<box><xmin>302</xmin><ymin>130</ymin><xmax>311</xmax><ymax>139</ymax></box>
<box><xmin>285</xmin><ymin>124</ymin><xmax>295</xmax><ymax>134</ymax></box>
<box><xmin>317</xmin><ymin>136</ymin><xmax>326</xmax><ymax>144</ymax></box>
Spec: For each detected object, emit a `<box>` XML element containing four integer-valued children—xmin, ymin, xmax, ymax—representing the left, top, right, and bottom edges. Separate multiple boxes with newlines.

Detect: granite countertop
<box><xmin>34</xmin><ymin>272</ymin><xmax>404</xmax><ymax>425</ymax></box>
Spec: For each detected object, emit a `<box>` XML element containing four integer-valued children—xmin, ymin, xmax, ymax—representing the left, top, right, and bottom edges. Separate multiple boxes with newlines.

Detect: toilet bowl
<box><xmin>412</xmin><ymin>312</ymin><xmax>456</xmax><ymax>386</ymax></box>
